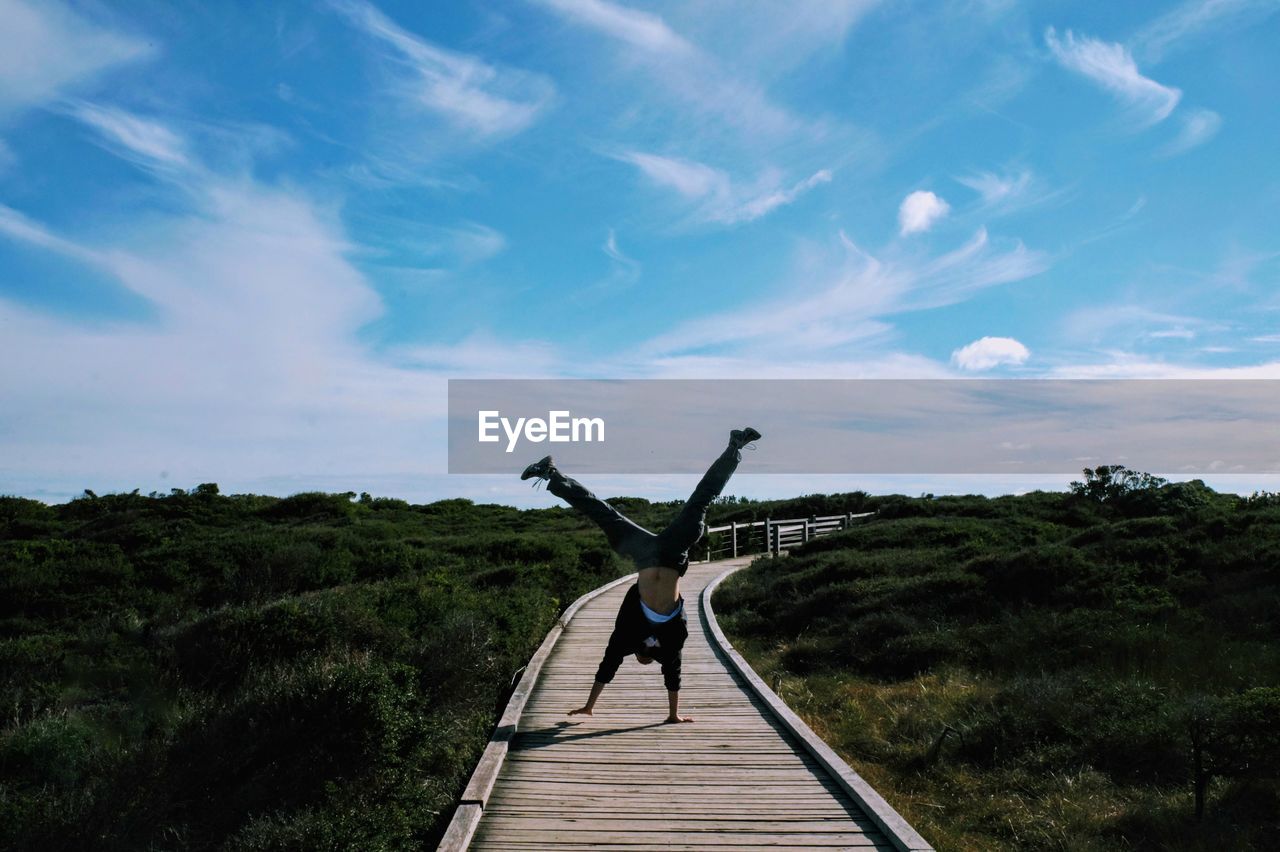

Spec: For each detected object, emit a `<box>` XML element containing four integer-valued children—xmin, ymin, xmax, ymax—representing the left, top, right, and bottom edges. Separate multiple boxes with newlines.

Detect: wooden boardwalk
<box><xmin>465</xmin><ymin>557</ymin><xmax>913</xmax><ymax>851</ymax></box>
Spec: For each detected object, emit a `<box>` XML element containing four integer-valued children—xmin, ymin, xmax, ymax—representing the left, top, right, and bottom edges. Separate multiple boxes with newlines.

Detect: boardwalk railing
<box><xmin>693</xmin><ymin>511</ymin><xmax>875</xmax><ymax>562</ymax></box>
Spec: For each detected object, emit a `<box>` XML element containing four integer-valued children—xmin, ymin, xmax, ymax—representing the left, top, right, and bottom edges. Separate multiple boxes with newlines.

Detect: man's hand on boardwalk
<box><xmin>569</xmin><ymin>682</ymin><xmax>604</xmax><ymax>717</ymax></box>
<box><xmin>664</xmin><ymin>715</ymin><xmax>694</xmax><ymax>724</ymax></box>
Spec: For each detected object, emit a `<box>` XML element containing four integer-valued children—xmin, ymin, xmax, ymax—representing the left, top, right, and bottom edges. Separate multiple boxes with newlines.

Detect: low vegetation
<box><xmin>715</xmin><ymin>469</ymin><xmax>1280</xmax><ymax>851</ymax></box>
<box><xmin>0</xmin><ymin>485</ymin><xmax>635</xmax><ymax>850</ymax></box>
<box><xmin>6</xmin><ymin>470</ymin><xmax>1277</xmax><ymax>850</ymax></box>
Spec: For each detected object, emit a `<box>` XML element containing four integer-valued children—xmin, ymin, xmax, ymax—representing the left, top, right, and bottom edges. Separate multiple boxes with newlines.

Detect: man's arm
<box><xmin>661</xmin><ymin>648</ymin><xmax>692</xmax><ymax>723</ymax></box>
<box><xmin>666</xmin><ymin>689</ymin><xmax>693</xmax><ymax>724</ymax></box>
<box><xmin>570</xmin><ymin>625</ymin><xmax>628</xmax><ymax>716</ymax></box>
<box><xmin>570</xmin><ymin>681</ymin><xmax>606</xmax><ymax>716</ymax></box>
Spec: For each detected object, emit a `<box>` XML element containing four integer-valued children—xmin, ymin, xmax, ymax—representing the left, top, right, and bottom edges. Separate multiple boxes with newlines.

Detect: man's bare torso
<box><xmin>637</xmin><ymin>564</ymin><xmax>682</xmax><ymax>614</ymax></box>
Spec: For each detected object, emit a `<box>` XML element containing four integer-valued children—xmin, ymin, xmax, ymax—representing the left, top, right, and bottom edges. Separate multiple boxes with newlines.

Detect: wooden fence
<box><xmin>692</xmin><ymin>511</ymin><xmax>875</xmax><ymax>562</ymax></box>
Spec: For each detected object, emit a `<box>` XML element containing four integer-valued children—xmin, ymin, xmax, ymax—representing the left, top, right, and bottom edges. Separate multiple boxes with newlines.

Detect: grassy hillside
<box><xmin>714</xmin><ymin>475</ymin><xmax>1280</xmax><ymax>851</ymax></box>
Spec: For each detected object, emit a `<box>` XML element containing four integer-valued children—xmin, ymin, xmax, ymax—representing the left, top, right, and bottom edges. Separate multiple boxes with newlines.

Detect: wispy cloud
<box><xmin>898</xmin><ymin>227</ymin><xmax>1048</xmax><ymax>311</ymax></box>
<box><xmin>69</xmin><ymin>101</ymin><xmax>191</xmax><ymax>169</ymax></box>
<box><xmin>956</xmin><ymin>169</ymin><xmax>1032</xmax><ymax>207</ymax></box>
<box><xmin>602</xmin><ymin>228</ymin><xmax>633</xmax><ymax>266</ymax></box>
<box><xmin>0</xmin><ymin>203</ymin><xmax>104</xmax><ymax>263</ymax></box>
<box><xmin>1047</xmin><ymin>353</ymin><xmax>1280</xmax><ymax>379</ymax></box>
<box><xmin>0</xmin><ymin>149</ymin><xmax>563</xmax><ymax>498</ymax></box>
<box><xmin>898</xmin><ymin>190</ymin><xmax>950</xmax><ymax>235</ymax></box>
<box><xmin>1162</xmin><ymin>107</ymin><xmax>1223</xmax><ymax>155</ymax></box>
<box><xmin>532</xmin><ymin>0</ymin><xmax>692</xmax><ymax>54</ymax></box>
<box><xmin>332</xmin><ymin>0</ymin><xmax>554</xmax><ymax>138</ymax></box>
<box><xmin>1045</xmin><ymin>27</ymin><xmax>1182</xmax><ymax>126</ymax></box>
<box><xmin>621</xmin><ymin>151</ymin><xmax>724</xmax><ymax>199</ymax></box>
<box><xmin>1059</xmin><ymin>304</ymin><xmax>1211</xmax><ymax>346</ymax></box>
<box><xmin>638</xmin><ymin>226</ymin><xmax>1047</xmax><ymax>360</ymax></box>
<box><xmin>1133</xmin><ymin>0</ymin><xmax>1280</xmax><ymax>63</ymax></box>
<box><xmin>0</xmin><ymin>0</ymin><xmax>151</xmax><ymax>114</ymax></box>
<box><xmin>430</xmin><ymin>222</ymin><xmax>506</xmax><ymax>265</ymax></box>
<box><xmin>664</xmin><ymin>1</ymin><xmax>879</xmax><ymax>77</ymax></box>
<box><xmin>736</xmin><ymin>170</ymin><xmax>834</xmax><ymax>222</ymax></box>
<box><xmin>951</xmin><ymin>336</ymin><xmax>1030</xmax><ymax>370</ymax></box>
<box><xmin>619</xmin><ymin>151</ymin><xmax>832</xmax><ymax>226</ymax></box>
<box><xmin>529</xmin><ymin>0</ymin><xmax>804</xmax><ymax>140</ymax></box>
<box><xmin>569</xmin><ymin>228</ymin><xmax>643</xmax><ymax>300</ymax></box>
<box><xmin>393</xmin><ymin>330</ymin><xmax>561</xmax><ymax>376</ymax></box>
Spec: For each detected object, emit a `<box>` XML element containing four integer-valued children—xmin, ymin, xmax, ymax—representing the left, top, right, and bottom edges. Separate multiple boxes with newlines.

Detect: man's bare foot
<box><xmin>568</xmin><ymin>707</ymin><xmax>593</xmax><ymax>716</ymax></box>
<box><xmin>664</xmin><ymin>715</ymin><xmax>694</xmax><ymax>724</ymax></box>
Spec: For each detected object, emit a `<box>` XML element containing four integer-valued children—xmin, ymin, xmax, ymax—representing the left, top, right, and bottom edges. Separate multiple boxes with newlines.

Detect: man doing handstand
<box><xmin>520</xmin><ymin>427</ymin><xmax>761</xmax><ymax>724</ymax></box>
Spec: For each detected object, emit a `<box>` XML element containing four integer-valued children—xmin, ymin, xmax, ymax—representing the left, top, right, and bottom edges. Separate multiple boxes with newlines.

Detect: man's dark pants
<box><xmin>546</xmin><ymin>442</ymin><xmax>743</xmax><ymax>571</ymax></box>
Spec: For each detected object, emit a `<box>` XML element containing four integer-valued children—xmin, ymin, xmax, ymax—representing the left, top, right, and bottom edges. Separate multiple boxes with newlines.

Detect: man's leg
<box><xmin>657</xmin><ymin>429</ymin><xmax>758</xmax><ymax>557</ymax></box>
<box><xmin>546</xmin><ymin>470</ymin><xmax>660</xmax><ymax>566</ymax></box>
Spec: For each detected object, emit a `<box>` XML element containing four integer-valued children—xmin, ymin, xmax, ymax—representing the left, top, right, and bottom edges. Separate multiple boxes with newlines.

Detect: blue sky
<box><xmin>2</xmin><ymin>0</ymin><xmax>1279</xmax><ymax>506</ymax></box>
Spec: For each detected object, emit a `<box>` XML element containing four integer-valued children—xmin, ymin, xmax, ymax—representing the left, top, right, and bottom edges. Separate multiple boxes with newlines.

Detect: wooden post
<box><xmin>731</xmin><ymin>522</ymin><xmax>738</xmax><ymax>558</ymax></box>
<box><xmin>765</xmin><ymin>518</ymin><xmax>773</xmax><ymax>554</ymax></box>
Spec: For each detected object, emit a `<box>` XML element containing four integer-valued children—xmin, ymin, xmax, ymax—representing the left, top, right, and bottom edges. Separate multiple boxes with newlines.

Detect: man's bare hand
<box><xmin>568</xmin><ymin>706</ymin><xmax>593</xmax><ymax>716</ymax></box>
<box><xmin>664</xmin><ymin>714</ymin><xmax>694</xmax><ymax>724</ymax></box>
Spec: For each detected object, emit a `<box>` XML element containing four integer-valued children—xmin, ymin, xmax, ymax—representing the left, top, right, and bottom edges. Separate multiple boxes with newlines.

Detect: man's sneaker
<box><xmin>521</xmin><ymin>455</ymin><xmax>557</xmax><ymax>481</ymax></box>
<box><xmin>730</xmin><ymin>427</ymin><xmax>762</xmax><ymax>449</ymax></box>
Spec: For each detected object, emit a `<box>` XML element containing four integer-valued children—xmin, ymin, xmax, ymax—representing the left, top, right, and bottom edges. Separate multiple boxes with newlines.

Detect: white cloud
<box><xmin>332</xmin><ymin>0</ymin><xmax>554</xmax><ymax>138</ymax></box>
<box><xmin>0</xmin><ymin>0</ymin><xmax>151</xmax><ymax>114</ymax></box>
<box><xmin>1044</xmin><ymin>27</ymin><xmax>1182</xmax><ymax>126</ymax></box>
<box><xmin>69</xmin><ymin>101</ymin><xmax>190</xmax><ymax>169</ymax></box>
<box><xmin>1134</xmin><ymin>0</ymin><xmax>1280</xmax><ymax>63</ymax></box>
<box><xmin>951</xmin><ymin>336</ymin><xmax>1030</xmax><ymax>370</ymax></box>
<box><xmin>1162</xmin><ymin>108</ymin><xmax>1222</xmax><ymax>155</ymax></box>
<box><xmin>898</xmin><ymin>190</ymin><xmax>950</xmax><ymax>235</ymax></box>
<box><xmin>619</xmin><ymin>151</ymin><xmax>832</xmax><ymax>226</ymax></box>
<box><xmin>532</xmin><ymin>0</ymin><xmax>692</xmax><ymax>54</ymax></box>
